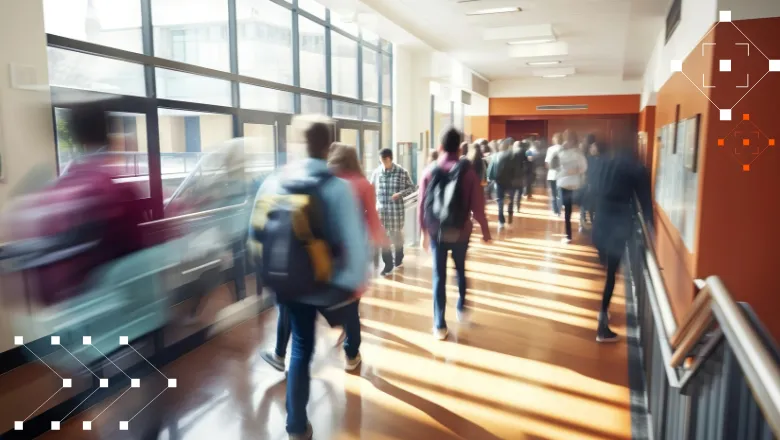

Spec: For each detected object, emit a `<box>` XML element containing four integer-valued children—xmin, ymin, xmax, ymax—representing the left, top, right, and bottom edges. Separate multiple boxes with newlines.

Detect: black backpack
<box><xmin>424</xmin><ymin>160</ymin><xmax>471</xmax><ymax>240</ymax></box>
<box><xmin>251</xmin><ymin>170</ymin><xmax>337</xmax><ymax>303</ymax></box>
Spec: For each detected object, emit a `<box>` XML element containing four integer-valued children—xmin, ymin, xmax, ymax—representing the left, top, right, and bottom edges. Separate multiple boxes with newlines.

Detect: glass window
<box><xmin>240</xmin><ymin>84</ymin><xmax>294</xmax><ymax>113</ymax></box>
<box><xmin>382</xmin><ymin>107</ymin><xmax>392</xmax><ymax>150</ymax></box>
<box><xmin>152</xmin><ymin>0</ymin><xmax>230</xmax><ymax>71</ymax></box>
<box><xmin>298</xmin><ymin>0</ymin><xmax>326</xmax><ymax>19</ymax></box>
<box><xmin>331</xmin><ymin>32</ymin><xmax>358</xmax><ymax>98</ymax></box>
<box><xmin>382</xmin><ymin>54</ymin><xmax>392</xmax><ymax>106</ymax></box>
<box><xmin>47</xmin><ymin>48</ymin><xmax>146</xmax><ymax>96</ymax></box>
<box><xmin>298</xmin><ymin>16</ymin><xmax>327</xmax><ymax>92</ymax></box>
<box><xmin>363</xmin><ymin>106</ymin><xmax>380</xmax><ymax>122</ymax></box>
<box><xmin>155</xmin><ymin>68</ymin><xmax>232</xmax><ymax>106</ymax></box>
<box><xmin>330</xmin><ymin>14</ymin><xmax>358</xmax><ymax>36</ymax></box>
<box><xmin>381</xmin><ymin>39</ymin><xmax>392</xmax><ymax>53</ymax></box>
<box><xmin>362</xmin><ymin>47</ymin><xmax>379</xmax><ymax>103</ymax></box>
<box><xmin>237</xmin><ymin>0</ymin><xmax>293</xmax><ymax>84</ymax></box>
<box><xmin>301</xmin><ymin>95</ymin><xmax>327</xmax><ymax>114</ymax></box>
<box><xmin>362</xmin><ymin>29</ymin><xmax>380</xmax><ymax>47</ymax></box>
<box><xmin>43</xmin><ymin>0</ymin><xmax>143</xmax><ymax>53</ymax></box>
<box><xmin>242</xmin><ymin>123</ymin><xmax>277</xmax><ymax>177</ymax></box>
<box><xmin>363</xmin><ymin>129</ymin><xmax>380</xmax><ymax>172</ymax></box>
<box><xmin>333</xmin><ymin>101</ymin><xmax>359</xmax><ymax>120</ymax></box>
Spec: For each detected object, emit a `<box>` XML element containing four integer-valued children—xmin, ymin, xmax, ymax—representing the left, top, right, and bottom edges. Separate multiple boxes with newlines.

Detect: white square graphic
<box><xmin>670</xmin><ymin>60</ymin><xmax>683</xmax><ymax>72</ymax></box>
<box><xmin>120</xmin><ymin>421</ymin><xmax>129</xmax><ymax>431</ymax></box>
<box><xmin>119</xmin><ymin>336</ymin><xmax>129</xmax><ymax>345</ymax></box>
<box><xmin>63</xmin><ymin>378</ymin><xmax>72</xmax><ymax>388</ymax></box>
<box><xmin>82</xmin><ymin>336</ymin><xmax>92</xmax><ymax>345</ymax></box>
<box><xmin>720</xmin><ymin>59</ymin><xmax>732</xmax><ymax>72</ymax></box>
<box><xmin>168</xmin><ymin>378</ymin><xmax>177</xmax><ymax>388</ymax></box>
<box><xmin>83</xmin><ymin>421</ymin><xmax>92</xmax><ymax>431</ymax></box>
<box><xmin>14</xmin><ymin>421</ymin><xmax>23</xmax><ymax>430</ymax></box>
<box><xmin>720</xmin><ymin>109</ymin><xmax>732</xmax><ymax>121</ymax></box>
<box><xmin>719</xmin><ymin>10</ymin><xmax>732</xmax><ymax>22</ymax></box>
<box><xmin>770</xmin><ymin>60</ymin><xmax>780</xmax><ymax>72</ymax></box>
<box><xmin>14</xmin><ymin>336</ymin><xmax>23</xmax><ymax>345</ymax></box>
<box><xmin>51</xmin><ymin>336</ymin><xmax>60</xmax><ymax>345</ymax></box>
<box><xmin>51</xmin><ymin>421</ymin><xmax>61</xmax><ymax>431</ymax></box>
<box><xmin>131</xmin><ymin>378</ymin><xmax>140</xmax><ymax>388</ymax></box>
<box><xmin>100</xmin><ymin>378</ymin><xmax>109</xmax><ymax>388</ymax></box>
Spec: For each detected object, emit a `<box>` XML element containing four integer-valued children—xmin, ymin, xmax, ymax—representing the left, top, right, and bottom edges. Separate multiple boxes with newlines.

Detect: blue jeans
<box><xmin>285</xmin><ymin>302</ymin><xmax>317</xmax><ymax>435</ymax></box>
<box><xmin>495</xmin><ymin>185</ymin><xmax>517</xmax><ymax>225</ymax></box>
<box><xmin>430</xmin><ymin>238</ymin><xmax>469</xmax><ymax>330</ymax></box>
<box><xmin>548</xmin><ymin>179</ymin><xmax>561</xmax><ymax>215</ymax></box>
<box><xmin>274</xmin><ymin>301</ymin><xmax>361</xmax><ymax>359</ymax></box>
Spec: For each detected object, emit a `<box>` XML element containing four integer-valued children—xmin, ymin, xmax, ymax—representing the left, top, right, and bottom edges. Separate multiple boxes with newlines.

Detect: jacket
<box><xmin>556</xmin><ymin>147</ymin><xmax>587</xmax><ymax>190</ymax></box>
<box><xmin>336</xmin><ymin>170</ymin><xmax>387</xmax><ymax>247</ymax></box>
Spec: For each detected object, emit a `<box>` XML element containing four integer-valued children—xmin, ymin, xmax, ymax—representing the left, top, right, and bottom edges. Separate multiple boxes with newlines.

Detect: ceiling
<box><xmin>325</xmin><ymin>0</ymin><xmax>668</xmax><ymax>82</ymax></box>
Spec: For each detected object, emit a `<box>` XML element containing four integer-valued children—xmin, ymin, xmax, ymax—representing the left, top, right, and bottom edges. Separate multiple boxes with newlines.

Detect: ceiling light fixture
<box><xmin>527</xmin><ymin>61</ymin><xmax>561</xmax><ymax>66</ymax></box>
<box><xmin>542</xmin><ymin>74</ymin><xmax>567</xmax><ymax>78</ymax></box>
<box><xmin>466</xmin><ymin>7</ymin><xmax>522</xmax><ymax>16</ymax></box>
<box><xmin>508</xmin><ymin>38</ymin><xmax>555</xmax><ymax>45</ymax></box>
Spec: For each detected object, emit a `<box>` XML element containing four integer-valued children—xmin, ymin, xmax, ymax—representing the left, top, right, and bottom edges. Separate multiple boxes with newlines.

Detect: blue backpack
<box><xmin>250</xmin><ymin>171</ymin><xmax>336</xmax><ymax>302</ymax></box>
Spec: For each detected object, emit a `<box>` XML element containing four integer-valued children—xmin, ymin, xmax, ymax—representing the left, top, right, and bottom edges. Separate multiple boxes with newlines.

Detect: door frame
<box><xmin>334</xmin><ymin>119</ymin><xmax>382</xmax><ymax>168</ymax></box>
<box><xmin>237</xmin><ymin>109</ymin><xmax>293</xmax><ymax>167</ymax></box>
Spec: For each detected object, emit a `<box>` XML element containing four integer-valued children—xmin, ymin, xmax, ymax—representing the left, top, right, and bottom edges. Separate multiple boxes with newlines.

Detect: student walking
<box><xmin>556</xmin><ymin>131</ymin><xmax>587</xmax><ymax>243</ymax></box>
<box><xmin>545</xmin><ymin>133</ymin><xmax>563</xmax><ymax>216</ymax></box>
<box><xmin>418</xmin><ymin>127</ymin><xmax>491</xmax><ymax>340</ymax></box>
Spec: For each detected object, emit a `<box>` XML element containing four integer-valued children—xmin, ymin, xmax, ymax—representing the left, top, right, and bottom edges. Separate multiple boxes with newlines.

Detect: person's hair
<box><xmin>292</xmin><ymin>114</ymin><xmax>334</xmax><ymax>159</ymax></box>
<box><xmin>460</xmin><ymin>141</ymin><xmax>469</xmax><ymax>157</ymax></box>
<box><xmin>484</xmin><ymin>144</ymin><xmax>493</xmax><ymax>154</ymax></box>
<box><xmin>467</xmin><ymin>142</ymin><xmax>482</xmax><ymax>163</ymax></box>
<box><xmin>440</xmin><ymin>126</ymin><xmax>462</xmax><ymax>153</ymax></box>
<box><xmin>479</xmin><ymin>139</ymin><xmax>489</xmax><ymax>147</ymax></box>
<box><xmin>379</xmin><ymin>148</ymin><xmax>393</xmax><ymax>160</ymax></box>
<box><xmin>563</xmin><ymin>130</ymin><xmax>578</xmax><ymax>148</ymax></box>
<box><xmin>428</xmin><ymin>150</ymin><xmax>439</xmax><ymax>164</ymax></box>
<box><xmin>583</xmin><ymin>133</ymin><xmax>597</xmax><ymax>148</ymax></box>
<box><xmin>551</xmin><ymin>132</ymin><xmax>562</xmax><ymax>145</ymax></box>
<box><xmin>591</xmin><ymin>141</ymin><xmax>606</xmax><ymax>155</ymax></box>
<box><xmin>498</xmin><ymin>138</ymin><xmax>514</xmax><ymax>152</ymax></box>
<box><xmin>69</xmin><ymin>102</ymin><xmax>109</xmax><ymax>147</ymax></box>
<box><xmin>328</xmin><ymin>142</ymin><xmax>363</xmax><ymax>176</ymax></box>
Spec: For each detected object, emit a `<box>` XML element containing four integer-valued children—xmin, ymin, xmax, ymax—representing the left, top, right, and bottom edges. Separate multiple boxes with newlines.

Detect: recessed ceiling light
<box><xmin>527</xmin><ymin>61</ymin><xmax>561</xmax><ymax>66</ymax></box>
<box><xmin>466</xmin><ymin>7</ymin><xmax>522</xmax><ymax>16</ymax></box>
<box><xmin>508</xmin><ymin>38</ymin><xmax>555</xmax><ymax>45</ymax></box>
<box><xmin>543</xmin><ymin>74</ymin><xmax>567</xmax><ymax>78</ymax></box>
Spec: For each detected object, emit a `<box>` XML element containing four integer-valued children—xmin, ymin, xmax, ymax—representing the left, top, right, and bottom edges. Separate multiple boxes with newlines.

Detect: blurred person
<box><xmin>525</xmin><ymin>140</ymin><xmax>541</xmax><ymax>199</ymax></box>
<box><xmin>428</xmin><ymin>149</ymin><xmax>439</xmax><ymax>165</ymax></box>
<box><xmin>576</xmin><ymin>133</ymin><xmax>598</xmax><ymax>228</ymax></box>
<box><xmin>510</xmin><ymin>140</ymin><xmax>530</xmax><ymax>212</ymax></box>
<box><xmin>459</xmin><ymin>141</ymin><xmax>470</xmax><ymax>159</ymax></box>
<box><xmin>592</xmin><ymin>146</ymin><xmax>653</xmax><ymax>342</ymax></box>
<box><xmin>487</xmin><ymin>138</ymin><xmax>520</xmax><ymax>228</ymax></box>
<box><xmin>582</xmin><ymin>140</ymin><xmax>604</xmax><ymax>225</ymax></box>
<box><xmin>419</xmin><ymin>127</ymin><xmax>491</xmax><ymax>340</ymax></box>
<box><xmin>466</xmin><ymin>142</ymin><xmax>487</xmax><ymax>185</ymax></box>
<box><xmin>251</xmin><ymin>115</ymin><xmax>369</xmax><ymax>440</ymax></box>
<box><xmin>369</xmin><ymin>148</ymin><xmax>416</xmax><ymax>276</ymax></box>
<box><xmin>556</xmin><ymin>130</ymin><xmax>587</xmax><ymax>243</ymax></box>
<box><xmin>545</xmin><ymin>133</ymin><xmax>564</xmax><ymax>216</ymax></box>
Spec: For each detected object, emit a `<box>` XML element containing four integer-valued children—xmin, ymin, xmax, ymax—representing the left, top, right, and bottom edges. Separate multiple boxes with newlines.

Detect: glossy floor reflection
<box><xmin>49</xmin><ymin>194</ymin><xmax>632</xmax><ymax>440</ymax></box>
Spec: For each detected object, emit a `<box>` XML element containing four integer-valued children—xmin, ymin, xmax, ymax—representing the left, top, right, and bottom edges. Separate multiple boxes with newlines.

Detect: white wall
<box><xmin>719</xmin><ymin>0</ymin><xmax>780</xmax><ymax>21</ymax></box>
<box><xmin>489</xmin><ymin>77</ymin><xmax>642</xmax><ymax>98</ymax></box>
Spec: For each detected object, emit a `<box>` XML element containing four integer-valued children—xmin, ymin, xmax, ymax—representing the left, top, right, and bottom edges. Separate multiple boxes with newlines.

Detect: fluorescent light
<box><xmin>508</xmin><ymin>38</ymin><xmax>555</xmax><ymax>45</ymax></box>
<box><xmin>466</xmin><ymin>7</ymin><xmax>522</xmax><ymax>16</ymax></box>
<box><xmin>527</xmin><ymin>61</ymin><xmax>561</xmax><ymax>66</ymax></box>
<box><xmin>543</xmin><ymin>74</ymin><xmax>567</xmax><ymax>78</ymax></box>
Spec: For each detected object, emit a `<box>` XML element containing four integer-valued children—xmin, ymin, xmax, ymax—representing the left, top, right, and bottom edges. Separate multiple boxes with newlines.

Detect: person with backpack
<box><xmin>250</xmin><ymin>115</ymin><xmax>369</xmax><ymax>440</ymax></box>
<box><xmin>418</xmin><ymin>127</ymin><xmax>491</xmax><ymax>341</ymax></box>
<box><xmin>487</xmin><ymin>138</ymin><xmax>519</xmax><ymax>228</ymax></box>
<box><xmin>556</xmin><ymin>130</ymin><xmax>588</xmax><ymax>243</ymax></box>
<box><xmin>369</xmin><ymin>148</ymin><xmax>416</xmax><ymax>276</ymax></box>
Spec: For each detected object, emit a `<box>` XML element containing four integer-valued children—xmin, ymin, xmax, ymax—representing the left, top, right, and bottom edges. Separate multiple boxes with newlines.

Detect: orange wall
<box><xmin>639</xmin><ymin>106</ymin><xmax>656</xmax><ymax>168</ymax></box>
<box><xmin>490</xmin><ymin>94</ymin><xmax>640</xmax><ymax>116</ymax></box>
<box><xmin>694</xmin><ymin>18</ymin><xmax>780</xmax><ymax>339</ymax></box>
<box><xmin>652</xmin><ymin>30</ymin><xmax>715</xmax><ymax>323</ymax></box>
<box><xmin>470</xmin><ymin>116</ymin><xmax>489</xmax><ymax>140</ymax></box>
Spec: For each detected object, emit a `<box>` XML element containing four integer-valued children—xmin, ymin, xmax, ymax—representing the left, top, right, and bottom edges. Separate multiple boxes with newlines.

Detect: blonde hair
<box><xmin>328</xmin><ymin>142</ymin><xmax>364</xmax><ymax>176</ymax></box>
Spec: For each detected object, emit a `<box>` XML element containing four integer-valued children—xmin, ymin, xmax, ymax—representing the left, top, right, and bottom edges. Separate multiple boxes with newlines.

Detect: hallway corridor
<box><xmin>48</xmin><ymin>196</ymin><xmax>635</xmax><ymax>440</ymax></box>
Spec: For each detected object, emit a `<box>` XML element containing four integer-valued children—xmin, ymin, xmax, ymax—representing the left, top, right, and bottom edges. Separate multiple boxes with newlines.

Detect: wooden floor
<box><xmin>48</xmin><ymin>194</ymin><xmax>633</xmax><ymax>440</ymax></box>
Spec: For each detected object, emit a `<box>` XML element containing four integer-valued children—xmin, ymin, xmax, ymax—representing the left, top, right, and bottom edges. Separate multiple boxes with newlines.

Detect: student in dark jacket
<box><xmin>487</xmin><ymin>138</ymin><xmax>518</xmax><ymax>227</ymax></box>
<box><xmin>591</xmin><ymin>147</ymin><xmax>653</xmax><ymax>343</ymax></box>
<box><xmin>581</xmin><ymin>141</ymin><xmax>604</xmax><ymax>225</ymax></box>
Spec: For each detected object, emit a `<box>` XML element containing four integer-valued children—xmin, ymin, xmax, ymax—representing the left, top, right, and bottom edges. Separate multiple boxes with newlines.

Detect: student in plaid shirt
<box><xmin>370</xmin><ymin>148</ymin><xmax>416</xmax><ymax>276</ymax></box>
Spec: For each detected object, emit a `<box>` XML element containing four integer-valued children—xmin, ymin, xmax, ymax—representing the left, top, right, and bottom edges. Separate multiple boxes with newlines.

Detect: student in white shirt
<box><xmin>556</xmin><ymin>130</ymin><xmax>588</xmax><ymax>243</ymax></box>
<box><xmin>545</xmin><ymin>133</ymin><xmax>563</xmax><ymax>215</ymax></box>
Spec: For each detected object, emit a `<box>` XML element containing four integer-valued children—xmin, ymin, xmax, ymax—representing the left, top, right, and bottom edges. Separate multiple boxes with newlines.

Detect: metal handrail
<box><xmin>141</xmin><ymin>202</ymin><xmax>248</xmax><ymax>228</ymax></box>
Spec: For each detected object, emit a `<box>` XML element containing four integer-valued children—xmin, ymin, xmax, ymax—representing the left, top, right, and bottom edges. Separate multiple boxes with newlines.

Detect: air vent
<box><xmin>536</xmin><ymin>104</ymin><xmax>589</xmax><ymax>111</ymax></box>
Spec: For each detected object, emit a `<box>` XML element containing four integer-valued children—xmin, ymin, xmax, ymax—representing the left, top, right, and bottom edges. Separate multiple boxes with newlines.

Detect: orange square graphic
<box><xmin>743</xmin><ymin>139</ymin><xmax>750</xmax><ymax>146</ymax></box>
<box><xmin>770</xmin><ymin>139</ymin><xmax>776</xmax><ymax>146</ymax></box>
<box><xmin>743</xmin><ymin>114</ymin><xmax>750</xmax><ymax>121</ymax></box>
<box><xmin>718</xmin><ymin>139</ymin><xmax>725</xmax><ymax>146</ymax></box>
<box><xmin>743</xmin><ymin>164</ymin><xmax>750</xmax><ymax>172</ymax></box>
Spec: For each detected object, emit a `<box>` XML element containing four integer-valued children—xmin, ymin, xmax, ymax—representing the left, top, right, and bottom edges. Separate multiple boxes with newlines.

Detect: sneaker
<box><xmin>596</xmin><ymin>327</ymin><xmax>620</xmax><ymax>343</ymax></box>
<box><xmin>260</xmin><ymin>351</ymin><xmax>285</xmax><ymax>372</ymax></box>
<box><xmin>288</xmin><ymin>423</ymin><xmax>313</xmax><ymax>440</ymax></box>
<box><xmin>345</xmin><ymin>352</ymin><xmax>362</xmax><ymax>371</ymax></box>
<box><xmin>380</xmin><ymin>267</ymin><xmax>394</xmax><ymax>277</ymax></box>
<box><xmin>433</xmin><ymin>327</ymin><xmax>449</xmax><ymax>340</ymax></box>
<box><xmin>498</xmin><ymin>223</ymin><xmax>505</xmax><ymax>231</ymax></box>
<box><xmin>561</xmin><ymin>237</ymin><xmax>572</xmax><ymax>244</ymax></box>
<box><xmin>456</xmin><ymin>308</ymin><xmax>471</xmax><ymax>324</ymax></box>
<box><xmin>578</xmin><ymin>226</ymin><xmax>585</xmax><ymax>233</ymax></box>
